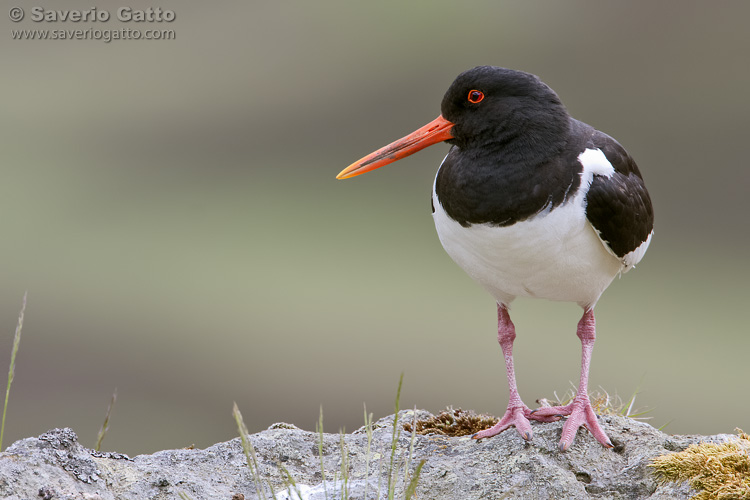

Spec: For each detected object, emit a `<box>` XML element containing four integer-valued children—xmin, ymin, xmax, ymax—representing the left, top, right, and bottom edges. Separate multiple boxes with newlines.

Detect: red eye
<box><xmin>468</xmin><ymin>90</ymin><xmax>484</xmax><ymax>103</ymax></box>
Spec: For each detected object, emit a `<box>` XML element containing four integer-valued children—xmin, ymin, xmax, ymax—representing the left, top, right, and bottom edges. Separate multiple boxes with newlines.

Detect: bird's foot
<box><xmin>531</xmin><ymin>395</ymin><xmax>613</xmax><ymax>451</ymax></box>
<box><xmin>471</xmin><ymin>401</ymin><xmax>560</xmax><ymax>442</ymax></box>
<box><xmin>472</xmin><ymin>404</ymin><xmax>533</xmax><ymax>441</ymax></box>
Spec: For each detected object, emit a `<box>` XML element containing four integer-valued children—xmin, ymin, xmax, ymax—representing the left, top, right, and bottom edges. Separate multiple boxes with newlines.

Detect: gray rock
<box><xmin>0</xmin><ymin>411</ymin><xmax>732</xmax><ymax>499</ymax></box>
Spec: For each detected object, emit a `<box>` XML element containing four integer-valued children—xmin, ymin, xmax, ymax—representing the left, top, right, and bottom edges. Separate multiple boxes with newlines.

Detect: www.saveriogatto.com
<box><xmin>8</xmin><ymin>6</ymin><xmax>177</xmax><ymax>43</ymax></box>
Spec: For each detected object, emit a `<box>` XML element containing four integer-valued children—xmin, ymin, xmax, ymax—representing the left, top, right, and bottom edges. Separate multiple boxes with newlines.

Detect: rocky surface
<box><xmin>0</xmin><ymin>411</ymin><xmax>735</xmax><ymax>499</ymax></box>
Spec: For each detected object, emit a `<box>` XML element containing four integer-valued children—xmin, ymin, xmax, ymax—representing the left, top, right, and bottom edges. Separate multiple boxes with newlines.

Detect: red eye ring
<box><xmin>468</xmin><ymin>90</ymin><xmax>484</xmax><ymax>104</ymax></box>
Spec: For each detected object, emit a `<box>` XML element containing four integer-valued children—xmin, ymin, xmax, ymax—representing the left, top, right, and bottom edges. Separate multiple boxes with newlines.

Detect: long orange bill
<box><xmin>336</xmin><ymin>115</ymin><xmax>455</xmax><ymax>179</ymax></box>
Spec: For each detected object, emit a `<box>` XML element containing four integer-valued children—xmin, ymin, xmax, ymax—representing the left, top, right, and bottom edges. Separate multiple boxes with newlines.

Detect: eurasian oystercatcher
<box><xmin>337</xmin><ymin>66</ymin><xmax>654</xmax><ymax>451</ymax></box>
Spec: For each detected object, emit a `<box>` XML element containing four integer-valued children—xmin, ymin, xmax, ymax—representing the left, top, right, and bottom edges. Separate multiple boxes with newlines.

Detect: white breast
<box><xmin>432</xmin><ymin>149</ymin><xmax>624</xmax><ymax>308</ymax></box>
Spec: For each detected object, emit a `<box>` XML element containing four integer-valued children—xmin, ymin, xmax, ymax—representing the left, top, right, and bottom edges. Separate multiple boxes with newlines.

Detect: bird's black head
<box><xmin>440</xmin><ymin>66</ymin><xmax>570</xmax><ymax>155</ymax></box>
<box><xmin>337</xmin><ymin>66</ymin><xmax>571</xmax><ymax>179</ymax></box>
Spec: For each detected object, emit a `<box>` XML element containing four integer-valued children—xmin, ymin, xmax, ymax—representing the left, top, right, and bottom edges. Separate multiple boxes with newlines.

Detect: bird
<box><xmin>336</xmin><ymin>66</ymin><xmax>654</xmax><ymax>451</ymax></box>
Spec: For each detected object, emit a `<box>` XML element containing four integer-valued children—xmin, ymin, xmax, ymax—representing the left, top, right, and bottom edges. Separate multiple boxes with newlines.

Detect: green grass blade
<box><xmin>95</xmin><ymin>388</ymin><xmax>118</xmax><ymax>451</ymax></box>
<box><xmin>339</xmin><ymin>429</ymin><xmax>349</xmax><ymax>500</ymax></box>
<box><xmin>403</xmin><ymin>459</ymin><xmax>425</xmax><ymax>500</ymax></box>
<box><xmin>363</xmin><ymin>405</ymin><xmax>373</xmax><ymax>500</ymax></box>
<box><xmin>278</xmin><ymin>462</ymin><xmax>302</xmax><ymax>500</ymax></box>
<box><xmin>377</xmin><ymin>444</ymin><xmax>384</xmax><ymax>500</ymax></box>
<box><xmin>387</xmin><ymin>373</ymin><xmax>404</xmax><ymax>500</ymax></box>
<box><xmin>316</xmin><ymin>406</ymin><xmax>328</xmax><ymax>500</ymax></box>
<box><xmin>657</xmin><ymin>419</ymin><xmax>674</xmax><ymax>431</ymax></box>
<box><xmin>1</xmin><ymin>292</ymin><xmax>27</xmax><ymax>451</ymax></box>
<box><xmin>232</xmin><ymin>402</ymin><xmax>268</xmax><ymax>500</ymax></box>
<box><xmin>404</xmin><ymin>406</ymin><xmax>417</xmax><ymax>487</ymax></box>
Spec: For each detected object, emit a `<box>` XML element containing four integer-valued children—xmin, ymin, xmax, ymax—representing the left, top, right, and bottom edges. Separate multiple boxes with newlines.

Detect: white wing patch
<box><xmin>578</xmin><ymin>147</ymin><xmax>650</xmax><ymax>273</ymax></box>
<box><xmin>577</xmin><ymin>148</ymin><xmax>627</xmax><ymax>268</ymax></box>
<box><xmin>578</xmin><ymin>148</ymin><xmax>615</xmax><ymax>179</ymax></box>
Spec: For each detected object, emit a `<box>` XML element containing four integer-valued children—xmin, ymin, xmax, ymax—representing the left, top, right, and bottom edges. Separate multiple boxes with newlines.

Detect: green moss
<box><xmin>650</xmin><ymin>430</ymin><xmax>750</xmax><ymax>500</ymax></box>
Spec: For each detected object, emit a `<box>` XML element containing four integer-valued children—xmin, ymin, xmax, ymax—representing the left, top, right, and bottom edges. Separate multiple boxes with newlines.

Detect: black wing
<box><xmin>585</xmin><ymin>130</ymin><xmax>654</xmax><ymax>261</ymax></box>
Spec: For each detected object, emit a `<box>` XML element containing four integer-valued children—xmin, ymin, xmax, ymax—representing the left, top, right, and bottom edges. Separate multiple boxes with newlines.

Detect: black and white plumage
<box><xmin>433</xmin><ymin>123</ymin><xmax>653</xmax><ymax>307</ymax></box>
<box><xmin>338</xmin><ymin>66</ymin><xmax>654</xmax><ymax>450</ymax></box>
<box><xmin>432</xmin><ymin>67</ymin><xmax>653</xmax><ymax>309</ymax></box>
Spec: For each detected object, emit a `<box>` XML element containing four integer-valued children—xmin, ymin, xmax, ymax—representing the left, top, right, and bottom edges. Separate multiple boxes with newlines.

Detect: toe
<box><xmin>585</xmin><ymin>418</ymin><xmax>614</xmax><ymax>448</ymax></box>
<box><xmin>529</xmin><ymin>404</ymin><xmax>570</xmax><ymax>423</ymax></box>
<box><xmin>557</xmin><ymin>400</ymin><xmax>612</xmax><ymax>451</ymax></box>
<box><xmin>472</xmin><ymin>405</ymin><xmax>533</xmax><ymax>441</ymax></box>
<box><xmin>514</xmin><ymin>413</ymin><xmax>533</xmax><ymax>441</ymax></box>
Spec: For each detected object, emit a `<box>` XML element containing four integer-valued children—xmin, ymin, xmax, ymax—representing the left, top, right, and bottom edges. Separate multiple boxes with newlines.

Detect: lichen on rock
<box><xmin>650</xmin><ymin>429</ymin><xmax>750</xmax><ymax>500</ymax></box>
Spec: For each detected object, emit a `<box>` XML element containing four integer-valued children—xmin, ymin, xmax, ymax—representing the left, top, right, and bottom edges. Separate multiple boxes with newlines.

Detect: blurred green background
<box><xmin>1</xmin><ymin>1</ymin><xmax>748</xmax><ymax>455</ymax></box>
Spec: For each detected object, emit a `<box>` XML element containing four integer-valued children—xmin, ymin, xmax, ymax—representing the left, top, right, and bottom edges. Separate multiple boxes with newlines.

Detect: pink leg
<box><xmin>531</xmin><ymin>308</ymin><xmax>613</xmax><ymax>451</ymax></box>
<box><xmin>473</xmin><ymin>304</ymin><xmax>557</xmax><ymax>442</ymax></box>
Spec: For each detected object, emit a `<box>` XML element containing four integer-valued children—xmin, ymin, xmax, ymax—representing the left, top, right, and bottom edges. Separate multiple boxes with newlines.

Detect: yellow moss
<box><xmin>650</xmin><ymin>429</ymin><xmax>750</xmax><ymax>500</ymax></box>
